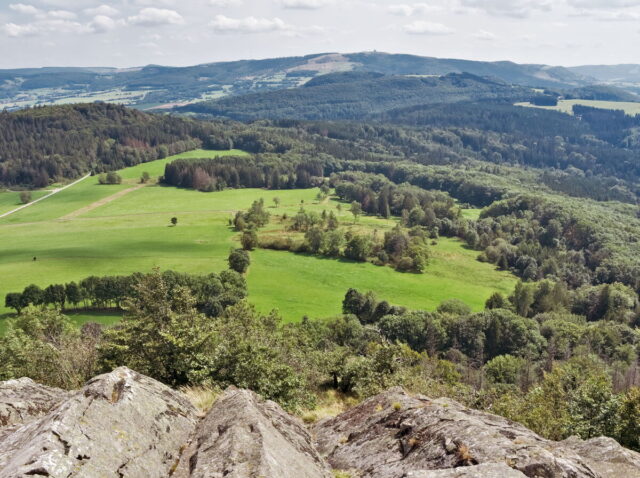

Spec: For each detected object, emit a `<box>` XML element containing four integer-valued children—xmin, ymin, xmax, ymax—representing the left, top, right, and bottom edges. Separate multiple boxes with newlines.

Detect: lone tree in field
<box><xmin>350</xmin><ymin>201</ymin><xmax>362</xmax><ymax>223</ymax></box>
<box><xmin>273</xmin><ymin>197</ymin><xmax>280</xmax><ymax>208</ymax></box>
<box><xmin>99</xmin><ymin>171</ymin><xmax>122</xmax><ymax>185</ymax></box>
<box><xmin>171</xmin><ymin>217</ymin><xmax>178</xmax><ymax>226</ymax></box>
<box><xmin>140</xmin><ymin>172</ymin><xmax>150</xmax><ymax>184</ymax></box>
<box><xmin>228</xmin><ymin>249</ymin><xmax>251</xmax><ymax>273</ymax></box>
<box><xmin>19</xmin><ymin>191</ymin><xmax>31</xmax><ymax>204</ymax></box>
<box><xmin>241</xmin><ymin>228</ymin><xmax>258</xmax><ymax>251</ymax></box>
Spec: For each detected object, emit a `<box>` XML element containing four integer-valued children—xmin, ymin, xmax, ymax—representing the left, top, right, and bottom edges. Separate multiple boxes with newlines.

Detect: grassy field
<box><xmin>0</xmin><ymin>150</ymin><xmax>517</xmax><ymax>330</ymax></box>
<box><xmin>0</xmin><ymin>190</ymin><xmax>50</xmax><ymax>216</ymax></box>
<box><xmin>516</xmin><ymin>99</ymin><xmax>640</xmax><ymax>116</ymax></box>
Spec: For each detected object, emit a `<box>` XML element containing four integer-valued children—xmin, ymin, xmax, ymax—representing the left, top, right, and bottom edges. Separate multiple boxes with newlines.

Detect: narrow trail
<box><xmin>0</xmin><ymin>174</ymin><xmax>91</xmax><ymax>220</ymax></box>
<box><xmin>60</xmin><ymin>184</ymin><xmax>145</xmax><ymax>220</ymax></box>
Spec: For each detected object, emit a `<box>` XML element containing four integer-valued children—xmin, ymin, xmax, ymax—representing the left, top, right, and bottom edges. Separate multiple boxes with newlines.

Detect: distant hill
<box><xmin>568</xmin><ymin>64</ymin><xmax>640</xmax><ymax>83</ymax></box>
<box><xmin>565</xmin><ymin>84</ymin><xmax>640</xmax><ymax>102</ymax></box>
<box><xmin>0</xmin><ymin>103</ymin><xmax>215</xmax><ymax>187</ymax></box>
<box><xmin>180</xmin><ymin>72</ymin><xmax>531</xmax><ymax>121</ymax></box>
<box><xmin>0</xmin><ymin>52</ymin><xmax>596</xmax><ymax>111</ymax></box>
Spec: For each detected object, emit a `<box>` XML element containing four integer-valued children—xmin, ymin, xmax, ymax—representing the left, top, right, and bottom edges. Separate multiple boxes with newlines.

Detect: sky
<box><xmin>0</xmin><ymin>0</ymin><xmax>639</xmax><ymax>69</ymax></box>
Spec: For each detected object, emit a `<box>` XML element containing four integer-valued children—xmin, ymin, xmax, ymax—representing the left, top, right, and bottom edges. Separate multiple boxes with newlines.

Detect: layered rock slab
<box><xmin>558</xmin><ymin>436</ymin><xmax>640</xmax><ymax>478</ymax></box>
<box><xmin>0</xmin><ymin>377</ymin><xmax>68</xmax><ymax>429</ymax></box>
<box><xmin>314</xmin><ymin>387</ymin><xmax>607</xmax><ymax>478</ymax></box>
<box><xmin>0</xmin><ymin>367</ymin><xmax>198</xmax><ymax>478</ymax></box>
<box><xmin>174</xmin><ymin>387</ymin><xmax>332</xmax><ymax>478</ymax></box>
<box><xmin>406</xmin><ymin>463</ymin><xmax>528</xmax><ymax>477</ymax></box>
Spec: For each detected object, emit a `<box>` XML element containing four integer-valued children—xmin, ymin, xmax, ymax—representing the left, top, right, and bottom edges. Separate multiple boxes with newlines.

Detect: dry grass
<box><xmin>299</xmin><ymin>389</ymin><xmax>359</xmax><ymax>424</ymax></box>
<box><xmin>179</xmin><ymin>384</ymin><xmax>221</xmax><ymax>414</ymax></box>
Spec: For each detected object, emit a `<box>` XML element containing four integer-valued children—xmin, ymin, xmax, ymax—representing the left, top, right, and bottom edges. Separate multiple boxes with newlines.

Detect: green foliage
<box><xmin>19</xmin><ymin>191</ymin><xmax>31</xmax><ymax>204</ymax></box>
<box><xmin>0</xmin><ymin>308</ymin><xmax>98</xmax><ymax>389</ymax></box>
<box><xmin>99</xmin><ymin>270</ymin><xmax>214</xmax><ymax>386</ymax></box>
<box><xmin>0</xmin><ymin>103</ymin><xmax>207</xmax><ymax>188</ymax></box>
<box><xmin>228</xmin><ymin>248</ymin><xmax>251</xmax><ymax>273</ymax></box>
<box><xmin>484</xmin><ymin>355</ymin><xmax>524</xmax><ymax>385</ymax></box>
<box><xmin>241</xmin><ymin>228</ymin><xmax>259</xmax><ymax>251</ymax></box>
<box><xmin>618</xmin><ymin>388</ymin><xmax>640</xmax><ymax>450</ymax></box>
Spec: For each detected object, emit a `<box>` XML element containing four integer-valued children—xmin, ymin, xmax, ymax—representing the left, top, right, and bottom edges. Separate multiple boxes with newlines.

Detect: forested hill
<box><xmin>180</xmin><ymin>72</ymin><xmax>531</xmax><ymax>121</ymax></box>
<box><xmin>0</xmin><ymin>52</ymin><xmax>596</xmax><ymax>111</ymax></box>
<box><xmin>0</xmin><ymin>103</ymin><xmax>216</xmax><ymax>187</ymax></box>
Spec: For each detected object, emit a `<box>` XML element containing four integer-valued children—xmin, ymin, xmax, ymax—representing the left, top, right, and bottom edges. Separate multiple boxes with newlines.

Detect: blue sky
<box><xmin>0</xmin><ymin>0</ymin><xmax>639</xmax><ymax>68</ymax></box>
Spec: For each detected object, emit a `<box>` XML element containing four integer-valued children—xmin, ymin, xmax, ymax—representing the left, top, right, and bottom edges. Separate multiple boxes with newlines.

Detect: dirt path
<box><xmin>61</xmin><ymin>184</ymin><xmax>145</xmax><ymax>220</ymax></box>
<box><xmin>0</xmin><ymin>174</ymin><xmax>91</xmax><ymax>220</ymax></box>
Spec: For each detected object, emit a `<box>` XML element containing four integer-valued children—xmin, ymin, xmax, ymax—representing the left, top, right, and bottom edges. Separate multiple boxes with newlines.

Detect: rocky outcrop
<box><xmin>558</xmin><ymin>436</ymin><xmax>640</xmax><ymax>478</ymax></box>
<box><xmin>0</xmin><ymin>377</ymin><xmax>68</xmax><ymax>429</ymax></box>
<box><xmin>313</xmin><ymin>387</ymin><xmax>637</xmax><ymax>478</ymax></box>
<box><xmin>174</xmin><ymin>387</ymin><xmax>332</xmax><ymax>478</ymax></box>
<box><xmin>406</xmin><ymin>463</ymin><xmax>528</xmax><ymax>477</ymax></box>
<box><xmin>0</xmin><ymin>367</ymin><xmax>199</xmax><ymax>477</ymax></box>
<box><xmin>1</xmin><ymin>373</ymin><xmax>639</xmax><ymax>478</ymax></box>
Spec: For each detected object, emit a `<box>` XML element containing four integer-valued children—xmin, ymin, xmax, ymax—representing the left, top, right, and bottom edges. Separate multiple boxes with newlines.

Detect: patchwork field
<box><xmin>0</xmin><ymin>149</ymin><xmax>517</xmax><ymax>330</ymax></box>
<box><xmin>516</xmin><ymin>99</ymin><xmax>640</xmax><ymax>116</ymax></box>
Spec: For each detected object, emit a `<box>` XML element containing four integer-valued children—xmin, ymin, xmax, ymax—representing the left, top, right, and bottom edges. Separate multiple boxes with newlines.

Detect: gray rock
<box><xmin>174</xmin><ymin>387</ymin><xmax>332</xmax><ymax>478</ymax></box>
<box><xmin>406</xmin><ymin>463</ymin><xmax>528</xmax><ymax>477</ymax></box>
<box><xmin>0</xmin><ymin>377</ymin><xmax>68</xmax><ymax>429</ymax></box>
<box><xmin>314</xmin><ymin>387</ymin><xmax>601</xmax><ymax>478</ymax></box>
<box><xmin>558</xmin><ymin>436</ymin><xmax>640</xmax><ymax>478</ymax></box>
<box><xmin>0</xmin><ymin>367</ymin><xmax>198</xmax><ymax>478</ymax></box>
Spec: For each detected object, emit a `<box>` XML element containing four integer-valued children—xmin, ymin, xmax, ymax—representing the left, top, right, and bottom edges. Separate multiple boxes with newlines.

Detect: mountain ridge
<box><xmin>0</xmin><ymin>51</ymin><xmax>619</xmax><ymax>111</ymax></box>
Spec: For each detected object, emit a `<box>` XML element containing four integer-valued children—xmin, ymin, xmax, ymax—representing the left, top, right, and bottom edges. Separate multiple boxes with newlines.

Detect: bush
<box><xmin>19</xmin><ymin>191</ymin><xmax>31</xmax><ymax>204</ymax></box>
<box><xmin>228</xmin><ymin>249</ymin><xmax>250</xmax><ymax>273</ymax></box>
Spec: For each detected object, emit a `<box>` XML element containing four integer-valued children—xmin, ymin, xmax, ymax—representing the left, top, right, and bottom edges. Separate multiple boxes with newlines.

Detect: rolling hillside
<box><xmin>0</xmin><ymin>52</ymin><xmax>594</xmax><ymax>111</ymax></box>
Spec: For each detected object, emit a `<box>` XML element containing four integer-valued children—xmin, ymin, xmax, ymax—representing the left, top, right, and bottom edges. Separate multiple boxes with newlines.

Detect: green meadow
<box><xmin>0</xmin><ymin>149</ymin><xmax>516</xmax><ymax>330</ymax></box>
<box><xmin>516</xmin><ymin>99</ymin><xmax>640</xmax><ymax>116</ymax></box>
<box><xmin>0</xmin><ymin>190</ymin><xmax>50</xmax><ymax>216</ymax></box>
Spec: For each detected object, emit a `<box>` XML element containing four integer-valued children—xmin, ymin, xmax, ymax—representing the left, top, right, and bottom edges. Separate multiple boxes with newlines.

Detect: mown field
<box><xmin>0</xmin><ymin>190</ymin><xmax>50</xmax><ymax>216</ymax></box>
<box><xmin>0</xmin><ymin>149</ymin><xmax>516</xmax><ymax>330</ymax></box>
<box><xmin>516</xmin><ymin>99</ymin><xmax>640</xmax><ymax>116</ymax></box>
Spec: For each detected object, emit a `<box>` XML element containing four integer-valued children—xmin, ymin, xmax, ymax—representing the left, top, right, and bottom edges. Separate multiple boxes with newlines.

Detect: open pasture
<box><xmin>0</xmin><ymin>150</ymin><xmax>516</xmax><ymax>328</ymax></box>
<box><xmin>516</xmin><ymin>99</ymin><xmax>640</xmax><ymax>116</ymax></box>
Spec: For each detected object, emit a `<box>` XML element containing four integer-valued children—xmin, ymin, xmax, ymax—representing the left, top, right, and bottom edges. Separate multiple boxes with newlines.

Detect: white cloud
<box><xmin>280</xmin><ymin>0</ymin><xmax>333</xmax><ymax>9</ymax></box>
<box><xmin>47</xmin><ymin>10</ymin><xmax>77</xmax><ymax>20</ymax></box>
<box><xmin>9</xmin><ymin>3</ymin><xmax>40</xmax><ymax>15</ymax></box>
<box><xmin>134</xmin><ymin>0</ymin><xmax>176</xmax><ymax>5</ymax></box>
<box><xmin>208</xmin><ymin>0</ymin><xmax>243</xmax><ymax>5</ymax></box>
<box><xmin>89</xmin><ymin>15</ymin><xmax>118</xmax><ymax>33</ymax></box>
<box><xmin>3</xmin><ymin>18</ymin><xmax>90</xmax><ymax>37</ymax></box>
<box><xmin>387</xmin><ymin>3</ymin><xmax>441</xmax><ymax>16</ymax></box>
<box><xmin>3</xmin><ymin>22</ymin><xmax>37</xmax><ymax>36</ymax></box>
<box><xmin>210</xmin><ymin>15</ymin><xmax>291</xmax><ymax>33</ymax></box>
<box><xmin>128</xmin><ymin>8</ymin><xmax>184</xmax><ymax>26</ymax></box>
<box><xmin>567</xmin><ymin>0</ymin><xmax>640</xmax><ymax>7</ymax></box>
<box><xmin>403</xmin><ymin>20</ymin><xmax>454</xmax><ymax>34</ymax></box>
<box><xmin>84</xmin><ymin>5</ymin><xmax>119</xmax><ymax>17</ymax></box>
<box><xmin>474</xmin><ymin>29</ymin><xmax>497</xmax><ymax>40</ymax></box>
<box><xmin>460</xmin><ymin>0</ymin><xmax>553</xmax><ymax>18</ymax></box>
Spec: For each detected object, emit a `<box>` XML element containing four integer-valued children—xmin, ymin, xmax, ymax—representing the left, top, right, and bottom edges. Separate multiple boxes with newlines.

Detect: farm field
<box><xmin>0</xmin><ymin>150</ymin><xmax>517</xmax><ymax>329</ymax></box>
<box><xmin>0</xmin><ymin>190</ymin><xmax>50</xmax><ymax>216</ymax></box>
<box><xmin>516</xmin><ymin>99</ymin><xmax>640</xmax><ymax>116</ymax></box>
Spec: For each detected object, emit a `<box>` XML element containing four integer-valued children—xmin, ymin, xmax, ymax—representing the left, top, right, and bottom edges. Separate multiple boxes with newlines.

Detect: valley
<box><xmin>0</xmin><ymin>149</ymin><xmax>515</xmax><ymax>330</ymax></box>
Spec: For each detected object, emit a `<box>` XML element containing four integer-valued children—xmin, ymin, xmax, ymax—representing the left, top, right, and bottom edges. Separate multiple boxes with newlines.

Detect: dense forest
<box><xmin>0</xmin><ymin>103</ymin><xmax>214</xmax><ymax>187</ymax></box>
<box><xmin>181</xmin><ymin>72</ymin><xmax>531</xmax><ymax>121</ymax></box>
<box><xmin>2</xmin><ymin>98</ymin><xmax>640</xmax><ymax>452</ymax></box>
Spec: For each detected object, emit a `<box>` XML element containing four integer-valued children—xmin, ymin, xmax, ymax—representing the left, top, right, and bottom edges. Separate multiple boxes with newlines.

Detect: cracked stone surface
<box><xmin>406</xmin><ymin>463</ymin><xmax>528</xmax><ymax>477</ymax></box>
<box><xmin>313</xmin><ymin>387</ymin><xmax>635</xmax><ymax>478</ymax></box>
<box><xmin>173</xmin><ymin>387</ymin><xmax>332</xmax><ymax>478</ymax></box>
<box><xmin>557</xmin><ymin>436</ymin><xmax>640</xmax><ymax>478</ymax></box>
<box><xmin>1</xmin><ymin>373</ymin><xmax>639</xmax><ymax>478</ymax></box>
<box><xmin>0</xmin><ymin>377</ymin><xmax>68</xmax><ymax>430</ymax></box>
<box><xmin>0</xmin><ymin>367</ymin><xmax>199</xmax><ymax>478</ymax></box>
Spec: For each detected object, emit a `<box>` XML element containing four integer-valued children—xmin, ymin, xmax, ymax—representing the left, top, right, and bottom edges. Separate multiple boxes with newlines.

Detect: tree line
<box><xmin>4</xmin><ymin>269</ymin><xmax>247</xmax><ymax>318</ymax></box>
<box><xmin>1</xmin><ymin>274</ymin><xmax>637</xmax><ymax>451</ymax></box>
